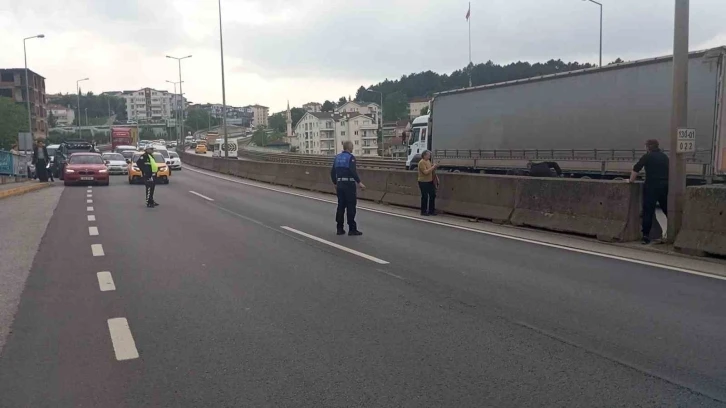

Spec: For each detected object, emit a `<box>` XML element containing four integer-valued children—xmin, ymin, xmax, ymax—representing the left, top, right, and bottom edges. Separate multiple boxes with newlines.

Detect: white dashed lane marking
<box><xmin>97</xmin><ymin>272</ymin><xmax>116</xmax><ymax>291</ymax></box>
<box><xmin>89</xmin><ymin>226</ymin><xmax>99</xmax><ymax>236</ymax></box>
<box><xmin>189</xmin><ymin>191</ymin><xmax>214</xmax><ymax>201</ymax></box>
<box><xmin>87</xmin><ymin>206</ymin><xmax>94</xmax><ymax>212</ymax></box>
<box><xmin>88</xmin><ymin>215</ymin><xmax>96</xmax><ymax>221</ymax></box>
<box><xmin>107</xmin><ymin>318</ymin><xmax>139</xmax><ymax>361</ymax></box>
<box><xmin>87</xmin><ymin>199</ymin><xmax>93</xmax><ymax>204</ymax></box>
<box><xmin>281</xmin><ymin>226</ymin><xmax>389</xmax><ymax>265</ymax></box>
<box><xmin>87</xmin><ymin>194</ymin><xmax>92</xmax><ymax>198</ymax></box>
<box><xmin>91</xmin><ymin>244</ymin><xmax>105</xmax><ymax>257</ymax></box>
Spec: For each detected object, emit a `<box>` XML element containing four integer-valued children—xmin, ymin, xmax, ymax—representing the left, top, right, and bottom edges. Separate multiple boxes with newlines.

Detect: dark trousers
<box><xmin>336</xmin><ymin>182</ymin><xmax>357</xmax><ymax>230</ymax></box>
<box><xmin>418</xmin><ymin>181</ymin><xmax>436</xmax><ymax>214</ymax></box>
<box><xmin>36</xmin><ymin>159</ymin><xmax>48</xmax><ymax>182</ymax></box>
<box><xmin>144</xmin><ymin>176</ymin><xmax>156</xmax><ymax>205</ymax></box>
<box><xmin>642</xmin><ymin>181</ymin><xmax>668</xmax><ymax>237</ymax></box>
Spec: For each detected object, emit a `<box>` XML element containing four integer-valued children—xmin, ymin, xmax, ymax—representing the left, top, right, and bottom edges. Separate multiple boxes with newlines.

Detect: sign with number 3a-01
<box><xmin>676</xmin><ymin>128</ymin><xmax>696</xmax><ymax>153</ymax></box>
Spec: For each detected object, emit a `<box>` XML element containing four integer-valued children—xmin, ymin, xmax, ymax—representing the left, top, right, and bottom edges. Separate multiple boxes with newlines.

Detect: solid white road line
<box><xmin>89</xmin><ymin>226</ymin><xmax>99</xmax><ymax>236</ymax></box>
<box><xmin>107</xmin><ymin>318</ymin><xmax>139</xmax><ymax>361</ymax></box>
<box><xmin>187</xmin><ymin>166</ymin><xmax>726</xmax><ymax>281</ymax></box>
<box><xmin>281</xmin><ymin>226</ymin><xmax>389</xmax><ymax>265</ymax></box>
<box><xmin>87</xmin><ymin>199</ymin><xmax>93</xmax><ymax>204</ymax></box>
<box><xmin>91</xmin><ymin>244</ymin><xmax>105</xmax><ymax>257</ymax></box>
<box><xmin>97</xmin><ymin>271</ymin><xmax>116</xmax><ymax>291</ymax></box>
<box><xmin>88</xmin><ymin>215</ymin><xmax>96</xmax><ymax>221</ymax></box>
<box><xmin>189</xmin><ymin>191</ymin><xmax>214</xmax><ymax>201</ymax></box>
<box><xmin>87</xmin><ymin>206</ymin><xmax>94</xmax><ymax>212</ymax></box>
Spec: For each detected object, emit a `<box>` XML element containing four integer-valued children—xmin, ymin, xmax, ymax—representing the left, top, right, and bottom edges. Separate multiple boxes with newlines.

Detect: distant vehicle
<box><xmin>119</xmin><ymin>150</ymin><xmax>137</xmax><ymax>161</ymax></box>
<box><xmin>128</xmin><ymin>152</ymin><xmax>170</xmax><ymax>184</ymax></box>
<box><xmin>57</xmin><ymin>140</ymin><xmax>94</xmax><ymax>181</ymax></box>
<box><xmin>408</xmin><ymin>47</ymin><xmax>726</xmax><ymax>182</ymax></box>
<box><xmin>111</xmin><ymin>127</ymin><xmax>135</xmax><ymax>151</ymax></box>
<box><xmin>168</xmin><ymin>151</ymin><xmax>182</xmax><ymax>170</ymax></box>
<box><xmin>114</xmin><ymin>145</ymin><xmax>137</xmax><ymax>153</ymax></box>
<box><xmin>63</xmin><ymin>152</ymin><xmax>109</xmax><ymax>186</ymax></box>
<box><xmin>211</xmin><ymin>138</ymin><xmax>238</xmax><ymax>159</ymax></box>
<box><xmin>195</xmin><ymin>144</ymin><xmax>207</xmax><ymax>154</ymax></box>
<box><xmin>46</xmin><ymin>144</ymin><xmax>60</xmax><ymax>177</ymax></box>
<box><xmin>101</xmin><ymin>152</ymin><xmax>129</xmax><ymax>175</ymax></box>
<box><xmin>126</xmin><ymin>120</ymin><xmax>138</xmax><ymax>124</ymax></box>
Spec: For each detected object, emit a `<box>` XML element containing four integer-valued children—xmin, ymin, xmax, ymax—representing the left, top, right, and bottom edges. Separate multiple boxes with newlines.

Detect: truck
<box><xmin>407</xmin><ymin>47</ymin><xmax>726</xmax><ymax>182</ymax></box>
<box><xmin>111</xmin><ymin>127</ymin><xmax>137</xmax><ymax>151</ymax></box>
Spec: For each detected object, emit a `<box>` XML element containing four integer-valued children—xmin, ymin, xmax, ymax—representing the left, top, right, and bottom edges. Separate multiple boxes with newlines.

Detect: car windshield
<box><xmin>103</xmin><ymin>153</ymin><xmax>125</xmax><ymax>161</ymax></box>
<box><xmin>132</xmin><ymin>153</ymin><xmax>165</xmax><ymax>164</ymax></box>
<box><xmin>157</xmin><ymin>150</ymin><xmax>169</xmax><ymax>159</ymax></box>
<box><xmin>69</xmin><ymin>155</ymin><xmax>104</xmax><ymax>165</ymax></box>
<box><xmin>121</xmin><ymin>151</ymin><xmax>136</xmax><ymax>159</ymax></box>
<box><xmin>170</xmin><ymin>152</ymin><xmax>178</xmax><ymax>159</ymax></box>
<box><xmin>46</xmin><ymin>146</ymin><xmax>58</xmax><ymax>157</ymax></box>
<box><xmin>64</xmin><ymin>142</ymin><xmax>93</xmax><ymax>153</ymax></box>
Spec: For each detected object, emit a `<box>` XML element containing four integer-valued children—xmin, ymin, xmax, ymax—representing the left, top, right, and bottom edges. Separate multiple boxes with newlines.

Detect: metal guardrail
<box><xmin>237</xmin><ymin>147</ymin><xmax>406</xmax><ymax>169</ymax></box>
<box><xmin>0</xmin><ymin>150</ymin><xmax>30</xmax><ymax>177</ymax></box>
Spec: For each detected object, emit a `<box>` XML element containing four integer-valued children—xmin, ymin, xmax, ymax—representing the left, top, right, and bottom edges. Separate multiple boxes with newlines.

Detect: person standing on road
<box><xmin>137</xmin><ymin>146</ymin><xmax>159</xmax><ymax>208</ymax></box>
<box><xmin>32</xmin><ymin>140</ymin><xmax>50</xmax><ymax>183</ymax></box>
<box><xmin>629</xmin><ymin>139</ymin><xmax>669</xmax><ymax>244</ymax></box>
<box><xmin>331</xmin><ymin>141</ymin><xmax>366</xmax><ymax>236</ymax></box>
<box><xmin>417</xmin><ymin>150</ymin><xmax>439</xmax><ymax>216</ymax></box>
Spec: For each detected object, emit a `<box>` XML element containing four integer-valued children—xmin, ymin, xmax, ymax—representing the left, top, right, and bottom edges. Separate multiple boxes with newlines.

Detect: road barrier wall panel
<box><xmin>510</xmin><ymin>178</ymin><xmax>642</xmax><ymax>242</ymax></box>
<box><xmin>674</xmin><ymin>185</ymin><xmax>726</xmax><ymax>256</ymax></box>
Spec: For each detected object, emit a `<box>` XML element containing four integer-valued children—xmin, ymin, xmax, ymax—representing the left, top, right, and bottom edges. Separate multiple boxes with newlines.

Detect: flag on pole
<box><xmin>466</xmin><ymin>4</ymin><xmax>471</xmax><ymax>20</ymax></box>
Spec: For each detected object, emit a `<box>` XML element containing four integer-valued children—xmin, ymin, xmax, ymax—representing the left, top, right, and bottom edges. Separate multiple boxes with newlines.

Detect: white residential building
<box><xmin>408</xmin><ymin>97</ymin><xmax>430</xmax><ymax>119</ymax></box>
<box><xmin>302</xmin><ymin>102</ymin><xmax>322</xmax><ymax>112</ymax></box>
<box><xmin>244</xmin><ymin>104</ymin><xmax>269</xmax><ymax>128</ymax></box>
<box><xmin>47</xmin><ymin>104</ymin><xmax>75</xmax><ymax>127</ymax></box>
<box><xmin>294</xmin><ymin>111</ymin><xmax>379</xmax><ymax>157</ymax></box>
<box><xmin>105</xmin><ymin>88</ymin><xmax>175</xmax><ymax>123</ymax></box>
<box><xmin>337</xmin><ymin>101</ymin><xmax>381</xmax><ymax>126</ymax></box>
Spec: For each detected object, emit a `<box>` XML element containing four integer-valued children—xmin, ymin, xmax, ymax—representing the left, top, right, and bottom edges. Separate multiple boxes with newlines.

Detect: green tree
<box><xmin>184</xmin><ymin>107</ymin><xmax>220</xmax><ymax>134</ymax></box>
<box><xmin>251</xmin><ymin>126</ymin><xmax>269</xmax><ymax>146</ymax></box>
<box><xmin>139</xmin><ymin>126</ymin><xmax>155</xmax><ymax>140</ymax></box>
<box><xmin>321</xmin><ymin>100</ymin><xmax>335</xmax><ymax>112</ymax></box>
<box><xmin>420</xmin><ymin>106</ymin><xmax>429</xmax><ymax>115</ymax></box>
<box><xmin>0</xmin><ymin>97</ymin><xmax>29</xmax><ymax>150</ymax></box>
<box><xmin>337</xmin><ymin>96</ymin><xmax>347</xmax><ymax>106</ymax></box>
<box><xmin>268</xmin><ymin>112</ymin><xmax>286</xmax><ymax>133</ymax></box>
<box><xmin>48</xmin><ymin>110</ymin><xmax>58</xmax><ymax>128</ymax></box>
<box><xmin>383</xmin><ymin>92</ymin><xmax>409</xmax><ymax>121</ymax></box>
<box><xmin>291</xmin><ymin>107</ymin><xmax>305</xmax><ymax>128</ymax></box>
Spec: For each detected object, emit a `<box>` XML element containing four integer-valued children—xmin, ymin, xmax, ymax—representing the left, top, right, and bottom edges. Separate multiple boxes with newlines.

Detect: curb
<box><xmin>0</xmin><ymin>182</ymin><xmax>51</xmax><ymax>200</ymax></box>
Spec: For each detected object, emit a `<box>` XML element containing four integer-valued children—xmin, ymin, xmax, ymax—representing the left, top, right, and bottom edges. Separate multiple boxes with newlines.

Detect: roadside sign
<box><xmin>18</xmin><ymin>132</ymin><xmax>33</xmax><ymax>151</ymax></box>
<box><xmin>676</xmin><ymin>128</ymin><xmax>696</xmax><ymax>153</ymax></box>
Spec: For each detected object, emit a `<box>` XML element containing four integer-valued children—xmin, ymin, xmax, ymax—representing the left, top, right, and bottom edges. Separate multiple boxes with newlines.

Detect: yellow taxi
<box><xmin>128</xmin><ymin>151</ymin><xmax>171</xmax><ymax>184</ymax></box>
<box><xmin>195</xmin><ymin>143</ymin><xmax>207</xmax><ymax>154</ymax></box>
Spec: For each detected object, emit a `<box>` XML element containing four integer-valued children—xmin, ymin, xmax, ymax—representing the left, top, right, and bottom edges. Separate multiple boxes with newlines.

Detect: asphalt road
<box><xmin>1</xmin><ymin>168</ymin><xmax>725</xmax><ymax>407</ymax></box>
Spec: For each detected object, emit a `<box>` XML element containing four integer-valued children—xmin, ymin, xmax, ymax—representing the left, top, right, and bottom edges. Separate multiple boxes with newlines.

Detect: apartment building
<box><xmin>408</xmin><ymin>97</ymin><xmax>430</xmax><ymax>119</ymax></box>
<box><xmin>382</xmin><ymin>120</ymin><xmax>410</xmax><ymax>157</ymax></box>
<box><xmin>196</xmin><ymin>103</ymin><xmax>253</xmax><ymax>127</ymax></box>
<box><xmin>244</xmin><ymin>104</ymin><xmax>269</xmax><ymax>128</ymax></box>
<box><xmin>0</xmin><ymin>68</ymin><xmax>48</xmax><ymax>138</ymax></box>
<box><xmin>47</xmin><ymin>104</ymin><xmax>76</xmax><ymax>127</ymax></box>
<box><xmin>337</xmin><ymin>101</ymin><xmax>381</xmax><ymax>126</ymax></box>
<box><xmin>295</xmin><ymin>111</ymin><xmax>379</xmax><ymax>157</ymax></box>
<box><xmin>104</xmin><ymin>88</ymin><xmax>174</xmax><ymax>123</ymax></box>
<box><xmin>302</xmin><ymin>102</ymin><xmax>322</xmax><ymax>112</ymax></box>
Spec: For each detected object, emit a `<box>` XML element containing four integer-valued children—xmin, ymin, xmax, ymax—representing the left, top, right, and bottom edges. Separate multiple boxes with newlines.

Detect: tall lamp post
<box><xmin>366</xmin><ymin>87</ymin><xmax>384</xmax><ymax>157</ymax></box>
<box><xmin>23</xmin><ymin>34</ymin><xmax>44</xmax><ymax>144</ymax></box>
<box><xmin>76</xmin><ymin>77</ymin><xmax>89</xmax><ymax>137</ymax></box>
<box><xmin>582</xmin><ymin>0</ymin><xmax>603</xmax><ymax>67</ymax></box>
<box><xmin>217</xmin><ymin>0</ymin><xmax>229</xmax><ymax>158</ymax></box>
<box><xmin>166</xmin><ymin>80</ymin><xmax>183</xmax><ymax>144</ymax></box>
<box><xmin>166</xmin><ymin>55</ymin><xmax>192</xmax><ymax>149</ymax></box>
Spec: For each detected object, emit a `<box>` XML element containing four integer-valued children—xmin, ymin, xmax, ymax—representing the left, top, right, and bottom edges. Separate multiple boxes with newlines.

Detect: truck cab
<box><xmin>406</xmin><ymin>114</ymin><xmax>430</xmax><ymax>170</ymax></box>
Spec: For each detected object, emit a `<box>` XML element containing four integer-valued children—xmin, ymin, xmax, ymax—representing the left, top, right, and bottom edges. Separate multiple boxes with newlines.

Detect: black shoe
<box><xmin>421</xmin><ymin>212</ymin><xmax>429</xmax><ymax>216</ymax></box>
<box><xmin>337</xmin><ymin>228</ymin><xmax>346</xmax><ymax>235</ymax></box>
<box><xmin>147</xmin><ymin>203</ymin><xmax>155</xmax><ymax>208</ymax></box>
<box><xmin>641</xmin><ymin>236</ymin><xmax>651</xmax><ymax>245</ymax></box>
<box><xmin>153</xmin><ymin>202</ymin><xmax>160</xmax><ymax>207</ymax></box>
<box><xmin>428</xmin><ymin>211</ymin><xmax>438</xmax><ymax>216</ymax></box>
<box><xmin>348</xmin><ymin>230</ymin><xmax>363</xmax><ymax>236</ymax></box>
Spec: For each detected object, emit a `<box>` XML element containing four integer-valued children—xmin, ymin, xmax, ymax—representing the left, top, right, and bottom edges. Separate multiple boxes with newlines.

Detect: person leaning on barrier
<box><xmin>629</xmin><ymin>139</ymin><xmax>669</xmax><ymax>245</ymax></box>
<box><xmin>331</xmin><ymin>141</ymin><xmax>366</xmax><ymax>236</ymax></box>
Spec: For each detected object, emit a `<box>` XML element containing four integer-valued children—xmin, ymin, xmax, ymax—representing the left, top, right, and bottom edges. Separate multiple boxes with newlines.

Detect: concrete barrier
<box><xmin>436</xmin><ymin>173</ymin><xmax>519</xmax><ymax>223</ymax></box>
<box><xmin>510</xmin><ymin>178</ymin><xmax>642</xmax><ymax>242</ymax></box>
<box><xmin>674</xmin><ymin>185</ymin><xmax>726</xmax><ymax>256</ymax></box>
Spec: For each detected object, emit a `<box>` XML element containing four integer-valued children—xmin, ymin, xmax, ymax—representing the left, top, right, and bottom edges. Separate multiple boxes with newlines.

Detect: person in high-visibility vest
<box><xmin>136</xmin><ymin>145</ymin><xmax>159</xmax><ymax>208</ymax></box>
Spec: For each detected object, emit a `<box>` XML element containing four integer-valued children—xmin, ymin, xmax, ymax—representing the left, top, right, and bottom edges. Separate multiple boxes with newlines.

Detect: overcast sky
<box><xmin>2</xmin><ymin>0</ymin><xmax>726</xmax><ymax>112</ymax></box>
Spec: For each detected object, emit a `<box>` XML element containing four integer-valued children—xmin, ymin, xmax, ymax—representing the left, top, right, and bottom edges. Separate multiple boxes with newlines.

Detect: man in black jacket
<box><xmin>330</xmin><ymin>141</ymin><xmax>366</xmax><ymax>236</ymax></box>
<box><xmin>630</xmin><ymin>139</ymin><xmax>669</xmax><ymax>244</ymax></box>
<box><xmin>136</xmin><ymin>146</ymin><xmax>159</xmax><ymax>208</ymax></box>
<box><xmin>32</xmin><ymin>140</ymin><xmax>51</xmax><ymax>182</ymax></box>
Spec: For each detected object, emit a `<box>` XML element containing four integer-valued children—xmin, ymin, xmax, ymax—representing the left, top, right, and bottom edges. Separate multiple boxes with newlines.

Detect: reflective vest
<box><xmin>147</xmin><ymin>155</ymin><xmax>158</xmax><ymax>172</ymax></box>
<box><xmin>334</xmin><ymin>151</ymin><xmax>352</xmax><ymax>169</ymax></box>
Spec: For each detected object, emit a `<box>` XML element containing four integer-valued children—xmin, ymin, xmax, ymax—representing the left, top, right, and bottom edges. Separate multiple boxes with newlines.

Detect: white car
<box><xmin>168</xmin><ymin>151</ymin><xmax>182</xmax><ymax>170</ymax></box>
<box><xmin>101</xmin><ymin>152</ymin><xmax>129</xmax><ymax>175</ymax></box>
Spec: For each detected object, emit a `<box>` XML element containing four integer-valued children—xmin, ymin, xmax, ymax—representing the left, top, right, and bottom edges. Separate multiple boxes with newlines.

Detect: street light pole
<box><xmin>218</xmin><ymin>0</ymin><xmax>229</xmax><ymax>158</ymax></box>
<box><xmin>667</xmin><ymin>0</ymin><xmax>690</xmax><ymax>242</ymax></box>
<box><xmin>166</xmin><ymin>80</ymin><xmax>183</xmax><ymax>144</ymax></box>
<box><xmin>76</xmin><ymin>77</ymin><xmax>89</xmax><ymax>137</ymax></box>
<box><xmin>23</xmin><ymin>34</ymin><xmax>44</xmax><ymax>144</ymax></box>
<box><xmin>583</xmin><ymin>0</ymin><xmax>603</xmax><ymax>67</ymax></box>
<box><xmin>166</xmin><ymin>55</ymin><xmax>192</xmax><ymax>149</ymax></box>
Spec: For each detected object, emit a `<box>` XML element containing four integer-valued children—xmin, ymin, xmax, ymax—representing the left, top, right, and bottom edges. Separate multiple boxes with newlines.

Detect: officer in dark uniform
<box><xmin>629</xmin><ymin>139</ymin><xmax>669</xmax><ymax>244</ymax></box>
<box><xmin>331</xmin><ymin>141</ymin><xmax>366</xmax><ymax>235</ymax></box>
<box><xmin>136</xmin><ymin>146</ymin><xmax>160</xmax><ymax>208</ymax></box>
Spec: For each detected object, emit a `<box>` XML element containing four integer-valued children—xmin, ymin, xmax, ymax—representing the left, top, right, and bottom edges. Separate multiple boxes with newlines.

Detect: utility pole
<box><xmin>23</xmin><ymin>34</ymin><xmax>44</xmax><ymax>143</ymax></box>
<box><xmin>166</xmin><ymin>55</ymin><xmax>192</xmax><ymax>148</ymax></box>
<box><xmin>76</xmin><ymin>78</ymin><xmax>89</xmax><ymax>137</ymax></box>
<box><xmin>667</xmin><ymin>0</ymin><xmax>690</xmax><ymax>242</ymax></box>
<box><xmin>218</xmin><ymin>0</ymin><xmax>229</xmax><ymax>158</ymax></box>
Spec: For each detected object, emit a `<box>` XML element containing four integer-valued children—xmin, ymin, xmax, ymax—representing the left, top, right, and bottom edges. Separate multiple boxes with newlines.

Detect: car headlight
<box><xmin>158</xmin><ymin>166</ymin><xmax>167</xmax><ymax>172</ymax></box>
<box><xmin>65</xmin><ymin>169</ymin><xmax>75</xmax><ymax>173</ymax></box>
<box><xmin>99</xmin><ymin>169</ymin><xmax>108</xmax><ymax>173</ymax></box>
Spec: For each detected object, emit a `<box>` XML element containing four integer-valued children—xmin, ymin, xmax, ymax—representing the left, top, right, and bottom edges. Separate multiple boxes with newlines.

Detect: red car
<box><xmin>63</xmin><ymin>152</ymin><xmax>110</xmax><ymax>186</ymax></box>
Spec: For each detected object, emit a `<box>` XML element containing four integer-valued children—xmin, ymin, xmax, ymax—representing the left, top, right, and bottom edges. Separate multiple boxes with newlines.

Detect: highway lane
<box><xmin>0</xmin><ymin>170</ymin><xmax>724</xmax><ymax>407</ymax></box>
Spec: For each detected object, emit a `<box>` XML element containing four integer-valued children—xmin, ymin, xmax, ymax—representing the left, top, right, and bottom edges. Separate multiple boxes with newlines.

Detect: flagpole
<box><xmin>468</xmin><ymin>2</ymin><xmax>472</xmax><ymax>87</ymax></box>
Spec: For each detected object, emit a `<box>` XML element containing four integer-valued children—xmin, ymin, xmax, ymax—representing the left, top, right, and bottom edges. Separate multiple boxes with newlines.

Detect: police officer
<box><xmin>629</xmin><ymin>139</ymin><xmax>669</xmax><ymax>244</ymax></box>
<box><xmin>331</xmin><ymin>141</ymin><xmax>366</xmax><ymax>235</ymax></box>
<box><xmin>137</xmin><ymin>145</ymin><xmax>160</xmax><ymax>208</ymax></box>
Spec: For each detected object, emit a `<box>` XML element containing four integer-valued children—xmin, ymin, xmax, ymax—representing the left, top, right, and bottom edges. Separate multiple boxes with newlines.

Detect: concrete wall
<box><xmin>180</xmin><ymin>152</ymin><xmax>644</xmax><ymax>242</ymax></box>
<box><xmin>674</xmin><ymin>185</ymin><xmax>726</xmax><ymax>256</ymax></box>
